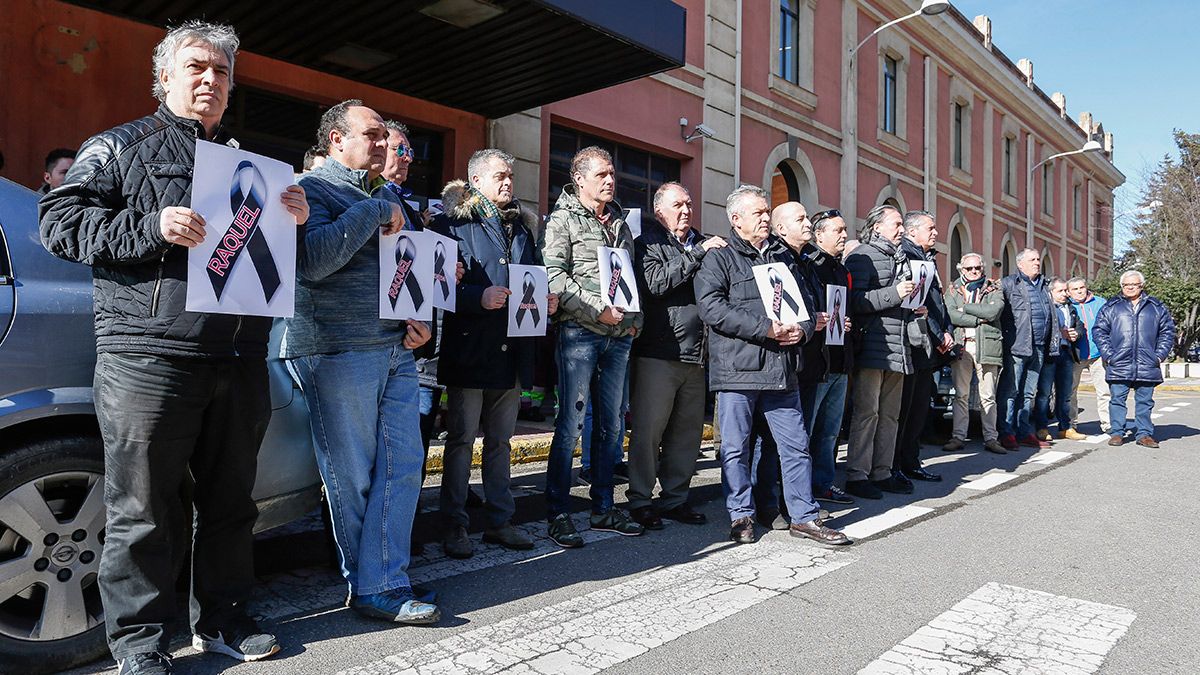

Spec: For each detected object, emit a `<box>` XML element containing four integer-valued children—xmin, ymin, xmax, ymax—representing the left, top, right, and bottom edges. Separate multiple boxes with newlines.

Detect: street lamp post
<box><xmin>840</xmin><ymin>0</ymin><xmax>949</xmax><ymax>227</ymax></box>
<box><xmin>1023</xmin><ymin>139</ymin><xmax>1104</xmax><ymax>249</ymax></box>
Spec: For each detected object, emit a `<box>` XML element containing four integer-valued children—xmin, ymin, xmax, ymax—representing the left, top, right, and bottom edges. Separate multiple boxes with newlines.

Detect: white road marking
<box><xmin>961</xmin><ymin>472</ymin><xmax>1020</xmax><ymax>491</ymax></box>
<box><xmin>1151</xmin><ymin>413</ymin><xmax>1163</xmax><ymax>419</ymax></box>
<box><xmin>1025</xmin><ymin>450</ymin><xmax>1073</xmax><ymax>465</ymax></box>
<box><xmin>840</xmin><ymin>505</ymin><xmax>933</xmax><ymax>540</ymax></box>
<box><xmin>251</xmin><ymin>514</ymin><xmax>619</xmax><ymax>621</ymax></box>
<box><xmin>1085</xmin><ymin>434</ymin><xmax>1109</xmax><ymax>444</ymax></box>
<box><xmin>860</xmin><ymin>582</ymin><xmax>1135</xmax><ymax>674</ymax></box>
<box><xmin>1159</xmin><ymin>406</ymin><xmax>1180</xmax><ymax>412</ymax></box>
<box><xmin>1177</xmin><ymin>401</ymin><xmax>1192</xmax><ymax>407</ymax></box>
<box><xmin>340</xmin><ymin>541</ymin><xmax>853</xmax><ymax>675</ymax></box>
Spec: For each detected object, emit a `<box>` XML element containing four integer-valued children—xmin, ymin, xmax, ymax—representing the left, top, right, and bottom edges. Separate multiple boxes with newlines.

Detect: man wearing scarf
<box><xmin>944</xmin><ymin>253</ymin><xmax>1007</xmax><ymax>454</ymax></box>
<box><xmin>433</xmin><ymin>149</ymin><xmax>558</xmax><ymax>558</ymax></box>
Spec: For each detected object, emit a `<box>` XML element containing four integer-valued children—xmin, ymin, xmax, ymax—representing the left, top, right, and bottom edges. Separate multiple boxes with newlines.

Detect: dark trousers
<box><xmin>625</xmin><ymin>358</ymin><xmax>706</xmax><ymax>510</ymax></box>
<box><xmin>894</xmin><ymin>367</ymin><xmax>936</xmax><ymax>473</ymax></box>
<box><xmin>94</xmin><ymin>352</ymin><xmax>268</xmax><ymax>659</ymax></box>
<box><xmin>440</xmin><ymin>386</ymin><xmax>520</xmax><ymax>529</ymax></box>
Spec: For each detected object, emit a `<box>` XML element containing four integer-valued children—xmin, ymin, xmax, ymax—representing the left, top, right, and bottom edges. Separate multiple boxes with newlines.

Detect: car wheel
<box><xmin>0</xmin><ymin>435</ymin><xmax>107</xmax><ymax>674</ymax></box>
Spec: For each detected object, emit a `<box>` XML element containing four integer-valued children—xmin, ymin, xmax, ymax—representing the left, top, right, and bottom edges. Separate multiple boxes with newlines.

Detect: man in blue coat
<box><xmin>433</xmin><ymin>149</ymin><xmax>557</xmax><ymax>557</ymax></box>
<box><xmin>1094</xmin><ymin>270</ymin><xmax>1176</xmax><ymax>447</ymax></box>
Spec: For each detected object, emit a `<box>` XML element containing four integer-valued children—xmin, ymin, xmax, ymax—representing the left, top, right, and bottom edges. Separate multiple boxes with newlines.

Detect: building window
<box><xmin>1094</xmin><ymin>202</ymin><xmax>1107</xmax><ymax>243</ymax></box>
<box><xmin>883</xmin><ymin>56</ymin><xmax>898</xmax><ymax>135</ymax></box>
<box><xmin>1042</xmin><ymin>163</ymin><xmax>1054</xmax><ymax>216</ymax></box>
<box><xmin>778</xmin><ymin>0</ymin><xmax>800</xmax><ymax>84</ymax></box>
<box><xmin>548</xmin><ymin>125</ymin><xmax>681</xmax><ymax>221</ymax></box>
<box><xmin>1002</xmin><ymin>136</ymin><xmax>1015</xmax><ymax>196</ymax></box>
<box><xmin>952</xmin><ymin>103</ymin><xmax>964</xmax><ymax>170</ymax></box>
<box><xmin>1080</xmin><ymin>182</ymin><xmax>1089</xmax><ymax>229</ymax></box>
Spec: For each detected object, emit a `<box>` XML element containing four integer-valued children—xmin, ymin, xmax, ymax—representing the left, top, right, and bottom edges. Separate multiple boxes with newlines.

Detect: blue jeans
<box><xmin>288</xmin><ymin>346</ymin><xmax>423</xmax><ymax>596</ymax></box>
<box><xmin>1034</xmin><ymin>348</ymin><xmax>1075</xmax><ymax>431</ymax></box>
<box><xmin>800</xmin><ymin>373</ymin><xmax>849</xmax><ymax>492</ymax></box>
<box><xmin>997</xmin><ymin>349</ymin><xmax>1044</xmax><ymax>438</ymax></box>
<box><xmin>546</xmin><ymin>323</ymin><xmax>632</xmax><ymax>518</ymax></box>
<box><xmin>1108</xmin><ymin>381</ymin><xmax>1157</xmax><ymax>440</ymax></box>
<box><xmin>719</xmin><ymin>389</ymin><xmax>819</xmax><ymax>526</ymax></box>
<box><xmin>581</xmin><ymin>365</ymin><xmax>630</xmax><ymax>471</ymax></box>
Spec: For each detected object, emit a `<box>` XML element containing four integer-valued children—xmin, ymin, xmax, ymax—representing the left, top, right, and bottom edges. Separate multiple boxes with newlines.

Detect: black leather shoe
<box><xmin>872</xmin><ymin>475</ymin><xmax>914</xmax><ymax>495</ymax></box>
<box><xmin>844</xmin><ymin>480</ymin><xmax>882</xmax><ymax>500</ymax></box>
<box><xmin>630</xmin><ymin>505</ymin><xmax>664</xmax><ymax>530</ymax></box>
<box><xmin>730</xmin><ymin>516</ymin><xmax>756</xmax><ymax>544</ymax></box>
<box><xmin>660</xmin><ymin>503</ymin><xmax>707</xmax><ymax>525</ymax></box>
<box><xmin>902</xmin><ymin>467</ymin><xmax>943</xmax><ymax>482</ymax></box>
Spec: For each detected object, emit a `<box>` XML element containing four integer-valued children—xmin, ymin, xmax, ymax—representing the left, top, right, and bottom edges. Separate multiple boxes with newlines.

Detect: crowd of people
<box><xmin>34</xmin><ymin>21</ymin><xmax>1179</xmax><ymax>675</ymax></box>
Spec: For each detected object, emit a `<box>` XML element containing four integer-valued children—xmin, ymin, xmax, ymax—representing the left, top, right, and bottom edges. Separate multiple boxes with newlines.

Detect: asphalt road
<box><xmin>69</xmin><ymin>390</ymin><xmax>1200</xmax><ymax>674</ymax></box>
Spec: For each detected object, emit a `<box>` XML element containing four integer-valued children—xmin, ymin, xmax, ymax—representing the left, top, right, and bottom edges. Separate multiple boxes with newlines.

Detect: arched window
<box><xmin>1001</xmin><ymin>240</ymin><xmax>1017</xmax><ymax>278</ymax></box>
<box><xmin>769</xmin><ymin>158</ymin><xmax>815</xmax><ymax>209</ymax></box>
<box><xmin>1041</xmin><ymin>250</ymin><xmax>1054</xmax><ymax>278</ymax></box>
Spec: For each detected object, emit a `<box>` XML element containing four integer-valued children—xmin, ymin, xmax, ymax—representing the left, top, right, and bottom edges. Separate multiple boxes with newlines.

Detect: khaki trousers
<box><xmin>1071</xmin><ymin>356</ymin><xmax>1111</xmax><ymax>433</ymax></box>
<box><xmin>950</xmin><ymin>345</ymin><xmax>999</xmax><ymax>442</ymax></box>
<box><xmin>847</xmin><ymin>367</ymin><xmax>904</xmax><ymax>482</ymax></box>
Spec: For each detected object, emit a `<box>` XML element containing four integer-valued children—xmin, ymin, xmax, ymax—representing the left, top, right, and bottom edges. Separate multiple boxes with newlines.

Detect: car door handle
<box><xmin>0</xmin><ymin>275</ymin><xmax>13</xmax><ymax>286</ymax></box>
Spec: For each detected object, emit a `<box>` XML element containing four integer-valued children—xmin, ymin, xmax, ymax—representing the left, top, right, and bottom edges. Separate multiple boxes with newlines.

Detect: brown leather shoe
<box><xmin>788</xmin><ymin>519</ymin><xmax>851</xmax><ymax>547</ymax></box>
<box><xmin>1108</xmin><ymin>435</ymin><xmax>1124</xmax><ymax>446</ymax></box>
<box><xmin>1137</xmin><ymin>436</ymin><xmax>1160</xmax><ymax>448</ymax></box>
<box><xmin>730</xmin><ymin>516</ymin><xmax>755</xmax><ymax>544</ymax></box>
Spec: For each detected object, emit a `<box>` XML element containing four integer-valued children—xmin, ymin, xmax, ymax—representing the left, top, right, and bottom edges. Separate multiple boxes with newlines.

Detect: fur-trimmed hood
<box><xmin>440</xmin><ymin>179</ymin><xmax>539</xmax><ymax>235</ymax></box>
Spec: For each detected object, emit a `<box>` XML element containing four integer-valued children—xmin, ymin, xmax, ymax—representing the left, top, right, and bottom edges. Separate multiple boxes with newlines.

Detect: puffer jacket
<box><xmin>844</xmin><ymin>237</ymin><xmax>912</xmax><ymax>374</ymax></box>
<box><xmin>1070</xmin><ymin>293</ymin><xmax>1107</xmax><ymax>360</ymax></box>
<box><xmin>999</xmin><ymin>272</ymin><xmax>1060</xmax><ymax>359</ymax></box>
<box><xmin>433</xmin><ymin>180</ymin><xmax>542</xmax><ymax>390</ymax></box>
<box><xmin>945</xmin><ymin>277</ymin><xmax>1005</xmax><ymax>367</ymax></box>
<box><xmin>1094</xmin><ymin>294</ymin><xmax>1175</xmax><ymax>384</ymax></box>
<box><xmin>541</xmin><ymin>185</ymin><xmax>642</xmax><ymax>337</ymax></box>
<box><xmin>39</xmin><ymin>104</ymin><xmax>272</xmax><ymax>358</ymax></box>
<box><xmin>695</xmin><ymin>231</ymin><xmax>815</xmax><ymax>392</ymax></box>
<box><xmin>632</xmin><ymin>222</ymin><xmax>709</xmax><ymax>364</ymax></box>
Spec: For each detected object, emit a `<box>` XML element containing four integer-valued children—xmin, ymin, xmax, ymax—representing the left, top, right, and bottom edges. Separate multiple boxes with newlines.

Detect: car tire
<box><xmin>0</xmin><ymin>434</ymin><xmax>108</xmax><ymax>674</ymax></box>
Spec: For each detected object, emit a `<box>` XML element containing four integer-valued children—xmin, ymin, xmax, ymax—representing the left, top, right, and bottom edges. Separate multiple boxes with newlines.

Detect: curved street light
<box><xmin>1022</xmin><ymin>139</ymin><xmax>1106</xmax><ymax>247</ymax></box>
<box><xmin>849</xmin><ymin>0</ymin><xmax>951</xmax><ymax>60</ymax></box>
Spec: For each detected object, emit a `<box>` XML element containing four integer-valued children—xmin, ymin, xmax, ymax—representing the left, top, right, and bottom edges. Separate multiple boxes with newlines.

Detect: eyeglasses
<box><xmin>961</xmin><ymin>265</ymin><xmax>983</xmax><ymax>271</ymax></box>
<box><xmin>393</xmin><ymin>144</ymin><xmax>413</xmax><ymax>160</ymax></box>
<box><xmin>1121</xmin><ymin>283</ymin><xmax>1143</xmax><ymax>288</ymax></box>
<box><xmin>810</xmin><ymin>209</ymin><xmax>841</xmax><ymax>225</ymax></box>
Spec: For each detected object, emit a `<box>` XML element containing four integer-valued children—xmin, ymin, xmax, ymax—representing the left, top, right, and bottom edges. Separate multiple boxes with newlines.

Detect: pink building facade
<box><xmin>496</xmin><ymin>0</ymin><xmax>1124</xmax><ymax>281</ymax></box>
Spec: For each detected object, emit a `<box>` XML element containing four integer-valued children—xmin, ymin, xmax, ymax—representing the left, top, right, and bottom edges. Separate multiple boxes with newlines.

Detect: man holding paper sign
<box><xmin>541</xmin><ymin>146</ymin><xmax>644</xmax><ymax>547</ymax></box>
<box><xmin>433</xmin><ymin>149</ymin><xmax>557</xmax><ymax>558</ymax></box>
<box><xmin>695</xmin><ymin>185</ymin><xmax>848</xmax><ymax>548</ymax></box>
<box><xmin>284</xmin><ymin>100</ymin><xmax>440</xmax><ymax>626</ymax></box>
<box><xmin>39</xmin><ymin>22</ymin><xmax>309</xmax><ymax>670</ymax></box>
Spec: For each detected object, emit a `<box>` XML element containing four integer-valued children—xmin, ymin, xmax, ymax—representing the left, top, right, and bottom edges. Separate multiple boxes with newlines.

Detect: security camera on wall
<box><xmin>693</xmin><ymin>123</ymin><xmax>716</xmax><ymax>139</ymax></box>
<box><xmin>682</xmin><ymin>121</ymin><xmax>717</xmax><ymax>143</ymax></box>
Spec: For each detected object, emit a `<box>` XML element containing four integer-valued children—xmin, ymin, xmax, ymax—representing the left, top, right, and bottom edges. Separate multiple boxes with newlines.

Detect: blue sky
<box><xmin>952</xmin><ymin>0</ymin><xmax>1196</xmax><ymax>250</ymax></box>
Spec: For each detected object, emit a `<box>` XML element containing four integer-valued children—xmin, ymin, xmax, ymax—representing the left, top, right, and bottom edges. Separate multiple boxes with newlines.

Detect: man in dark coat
<box><xmin>39</xmin><ymin>21</ymin><xmax>307</xmax><ymax>671</ymax></box>
<box><xmin>843</xmin><ymin>205</ymin><xmax>918</xmax><ymax>500</ymax></box>
<box><xmin>997</xmin><ymin>248</ymin><xmax>1060</xmax><ymax>450</ymax></box>
<box><xmin>893</xmin><ymin>210</ymin><xmax>953</xmax><ymax>484</ymax></box>
<box><xmin>695</xmin><ymin>185</ymin><xmax>848</xmax><ymax>548</ymax></box>
<box><xmin>434</xmin><ymin>149</ymin><xmax>557</xmax><ymax>557</ymax></box>
<box><xmin>1094</xmin><ymin>270</ymin><xmax>1176</xmax><ymax>447</ymax></box>
<box><xmin>626</xmin><ymin>182</ymin><xmax>725</xmax><ymax>529</ymax></box>
<box><xmin>1033</xmin><ymin>277</ymin><xmax>1084</xmax><ymax>439</ymax></box>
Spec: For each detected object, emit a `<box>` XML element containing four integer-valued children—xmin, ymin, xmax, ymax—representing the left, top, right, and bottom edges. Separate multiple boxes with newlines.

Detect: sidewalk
<box><xmin>1078</xmin><ymin>376</ymin><xmax>1200</xmax><ymax>393</ymax></box>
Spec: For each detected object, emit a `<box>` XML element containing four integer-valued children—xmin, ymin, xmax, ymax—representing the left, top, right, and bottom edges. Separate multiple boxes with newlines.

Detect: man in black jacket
<box><xmin>893</xmin><ymin>210</ymin><xmax>953</xmax><ymax>485</ymax></box>
<box><xmin>626</xmin><ymin>183</ymin><xmax>725</xmax><ymax>530</ymax></box>
<box><xmin>433</xmin><ymin>149</ymin><xmax>556</xmax><ymax>558</ymax></box>
<box><xmin>695</xmin><ymin>185</ymin><xmax>848</xmax><ymax>548</ymax></box>
<box><xmin>997</xmin><ymin>249</ymin><xmax>1060</xmax><ymax>450</ymax></box>
<box><xmin>39</xmin><ymin>22</ymin><xmax>307</xmax><ymax>673</ymax></box>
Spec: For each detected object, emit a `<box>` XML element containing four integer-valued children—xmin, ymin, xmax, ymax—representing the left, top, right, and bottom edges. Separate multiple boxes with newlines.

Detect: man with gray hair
<box><xmin>1094</xmin><ymin>270</ymin><xmax>1176</xmax><ymax>447</ymax></box>
<box><xmin>997</xmin><ymin>248</ymin><xmax>1059</xmax><ymax>450</ymax></box>
<box><xmin>944</xmin><ymin>252</ymin><xmax>1007</xmax><ymax>454</ymax></box>
<box><xmin>433</xmin><ymin>148</ymin><xmax>556</xmax><ymax>556</ymax></box>
<box><xmin>842</xmin><ymin>205</ymin><xmax>919</xmax><ymax>499</ymax></box>
<box><xmin>40</xmin><ymin>21</ymin><xmax>308</xmax><ymax>672</ymax></box>
<box><xmin>695</xmin><ymin>185</ymin><xmax>847</xmax><ymax>547</ymax></box>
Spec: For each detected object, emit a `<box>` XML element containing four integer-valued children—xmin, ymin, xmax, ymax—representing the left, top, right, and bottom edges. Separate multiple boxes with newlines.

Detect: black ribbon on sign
<box><xmin>388</xmin><ymin>235</ymin><xmax>425</xmax><ymax>310</ymax></box>
<box><xmin>909</xmin><ymin>265</ymin><xmax>927</xmax><ymax>302</ymax></box>
<box><xmin>768</xmin><ymin>267</ymin><xmax>799</xmax><ymax>320</ymax></box>
<box><xmin>516</xmin><ymin>271</ymin><xmax>540</xmax><ymax>327</ymax></box>
<box><xmin>606</xmin><ymin>250</ymin><xmax>633</xmax><ymax>306</ymax></box>
<box><xmin>830</xmin><ymin>292</ymin><xmax>843</xmax><ymax>340</ymax></box>
<box><xmin>205</xmin><ymin>160</ymin><xmax>281</xmax><ymax>302</ymax></box>
<box><xmin>433</xmin><ymin>240</ymin><xmax>450</xmax><ymax>301</ymax></box>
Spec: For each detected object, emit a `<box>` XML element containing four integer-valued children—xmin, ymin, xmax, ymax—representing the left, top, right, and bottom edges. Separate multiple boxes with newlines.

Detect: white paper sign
<box><xmin>624</xmin><ymin>208</ymin><xmax>642</xmax><ymax>240</ymax></box>
<box><xmin>752</xmin><ymin>262</ymin><xmax>809</xmax><ymax>324</ymax></box>
<box><xmin>186</xmin><ymin>140</ymin><xmax>297</xmax><ymax>317</ymax></box>
<box><xmin>508</xmin><ymin>264</ymin><xmax>548</xmax><ymax>337</ymax></box>
<box><xmin>597</xmin><ymin>246</ymin><xmax>640</xmax><ymax>312</ymax></box>
<box><xmin>825</xmin><ymin>284</ymin><xmax>847</xmax><ymax>346</ymax></box>
<box><xmin>426</xmin><ymin>230</ymin><xmax>457</xmax><ymax>312</ymax></box>
<box><xmin>379</xmin><ymin>229</ymin><xmax>434</xmax><ymax>321</ymax></box>
<box><xmin>901</xmin><ymin>260</ymin><xmax>936</xmax><ymax>309</ymax></box>
<box><xmin>428</xmin><ymin>199</ymin><xmax>444</xmax><ymax>217</ymax></box>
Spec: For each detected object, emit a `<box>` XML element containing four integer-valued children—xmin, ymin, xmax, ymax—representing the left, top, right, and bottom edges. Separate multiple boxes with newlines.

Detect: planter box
<box><xmin>1167</xmin><ymin>362</ymin><xmax>1189</xmax><ymax>378</ymax></box>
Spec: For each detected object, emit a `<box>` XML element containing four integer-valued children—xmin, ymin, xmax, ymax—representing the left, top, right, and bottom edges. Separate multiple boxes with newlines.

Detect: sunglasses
<box><xmin>810</xmin><ymin>209</ymin><xmax>842</xmax><ymax>225</ymax></box>
<box><xmin>393</xmin><ymin>144</ymin><xmax>413</xmax><ymax>160</ymax></box>
<box><xmin>961</xmin><ymin>265</ymin><xmax>983</xmax><ymax>271</ymax></box>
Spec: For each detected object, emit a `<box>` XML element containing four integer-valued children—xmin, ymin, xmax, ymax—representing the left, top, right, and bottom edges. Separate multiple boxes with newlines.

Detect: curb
<box><xmin>1077</xmin><ymin>384</ymin><xmax>1200</xmax><ymax>393</ymax></box>
<box><xmin>423</xmin><ymin>424</ymin><xmax>716</xmax><ymax>475</ymax></box>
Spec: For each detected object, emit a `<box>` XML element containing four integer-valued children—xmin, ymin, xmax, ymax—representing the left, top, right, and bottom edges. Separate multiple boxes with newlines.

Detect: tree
<box><xmin>1105</xmin><ymin>131</ymin><xmax>1200</xmax><ymax>359</ymax></box>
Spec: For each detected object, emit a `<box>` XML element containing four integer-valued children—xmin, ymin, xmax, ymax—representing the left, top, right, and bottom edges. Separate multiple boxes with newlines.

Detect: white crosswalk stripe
<box><xmin>961</xmin><ymin>472</ymin><xmax>1020</xmax><ymax>491</ymax></box>
<box><xmin>339</xmin><ymin>541</ymin><xmax>853</xmax><ymax>675</ymax></box>
<box><xmin>860</xmin><ymin>582</ymin><xmax>1135</xmax><ymax>674</ymax></box>
<box><xmin>1025</xmin><ymin>450</ymin><xmax>1073</xmax><ymax>465</ymax></box>
<box><xmin>840</xmin><ymin>505</ymin><xmax>932</xmax><ymax>540</ymax></box>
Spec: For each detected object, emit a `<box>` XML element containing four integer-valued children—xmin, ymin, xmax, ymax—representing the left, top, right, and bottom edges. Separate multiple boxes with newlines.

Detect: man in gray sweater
<box><xmin>283</xmin><ymin>100</ymin><xmax>439</xmax><ymax>625</ymax></box>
